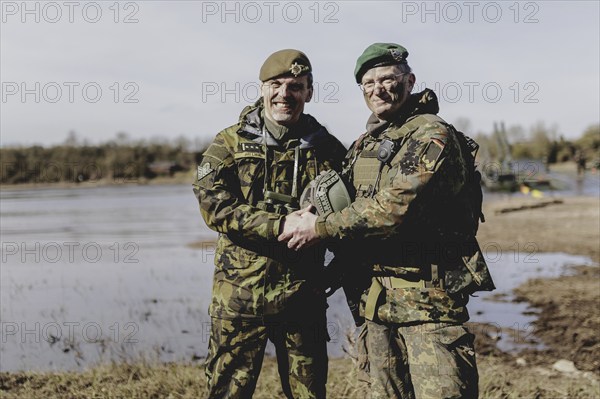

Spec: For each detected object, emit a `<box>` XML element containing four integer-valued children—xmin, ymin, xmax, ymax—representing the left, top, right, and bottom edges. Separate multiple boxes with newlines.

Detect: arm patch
<box><xmin>197</xmin><ymin>162</ymin><xmax>215</xmax><ymax>181</ymax></box>
<box><xmin>421</xmin><ymin>138</ymin><xmax>446</xmax><ymax>171</ymax></box>
<box><xmin>399</xmin><ymin>139</ymin><xmax>421</xmax><ymax>175</ymax></box>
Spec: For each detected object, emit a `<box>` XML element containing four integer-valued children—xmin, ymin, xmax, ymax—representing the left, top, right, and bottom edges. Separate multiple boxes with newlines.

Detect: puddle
<box><xmin>468</xmin><ymin>252</ymin><xmax>594</xmax><ymax>353</ymax></box>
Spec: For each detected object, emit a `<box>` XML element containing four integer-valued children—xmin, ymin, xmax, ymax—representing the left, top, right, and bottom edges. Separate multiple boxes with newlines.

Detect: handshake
<box><xmin>277</xmin><ymin>205</ymin><xmax>321</xmax><ymax>251</ymax></box>
<box><xmin>278</xmin><ymin>169</ymin><xmax>352</xmax><ymax>251</ymax></box>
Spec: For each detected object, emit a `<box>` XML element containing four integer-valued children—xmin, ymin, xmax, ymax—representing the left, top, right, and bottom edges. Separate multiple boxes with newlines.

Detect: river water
<box><xmin>0</xmin><ymin>182</ymin><xmax>595</xmax><ymax>371</ymax></box>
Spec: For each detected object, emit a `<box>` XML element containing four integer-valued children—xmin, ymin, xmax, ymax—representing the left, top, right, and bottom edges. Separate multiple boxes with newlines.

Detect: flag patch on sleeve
<box><xmin>421</xmin><ymin>138</ymin><xmax>445</xmax><ymax>171</ymax></box>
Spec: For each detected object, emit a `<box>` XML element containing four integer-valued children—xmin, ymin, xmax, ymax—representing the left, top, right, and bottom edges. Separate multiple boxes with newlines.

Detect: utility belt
<box><xmin>364</xmin><ymin>264</ymin><xmax>445</xmax><ymax>321</ymax></box>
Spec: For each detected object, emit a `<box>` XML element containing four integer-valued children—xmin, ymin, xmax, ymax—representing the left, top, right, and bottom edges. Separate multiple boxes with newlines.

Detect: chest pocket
<box><xmin>271</xmin><ymin>151</ymin><xmax>294</xmax><ymax>196</ymax></box>
<box><xmin>233</xmin><ymin>146</ymin><xmax>319</xmax><ymax>204</ymax></box>
<box><xmin>353</xmin><ymin>141</ymin><xmax>387</xmax><ymax>198</ymax></box>
<box><xmin>272</xmin><ymin>148</ymin><xmax>319</xmax><ymax>197</ymax></box>
<box><xmin>234</xmin><ymin>151</ymin><xmax>263</xmax><ymax>201</ymax></box>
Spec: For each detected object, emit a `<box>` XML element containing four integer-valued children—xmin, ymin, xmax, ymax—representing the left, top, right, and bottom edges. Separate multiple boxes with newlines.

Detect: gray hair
<box><xmin>395</xmin><ymin>63</ymin><xmax>412</xmax><ymax>74</ymax></box>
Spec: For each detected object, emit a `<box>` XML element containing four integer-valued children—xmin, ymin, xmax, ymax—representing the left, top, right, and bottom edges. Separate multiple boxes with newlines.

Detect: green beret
<box><xmin>259</xmin><ymin>49</ymin><xmax>312</xmax><ymax>82</ymax></box>
<box><xmin>354</xmin><ymin>43</ymin><xmax>409</xmax><ymax>83</ymax></box>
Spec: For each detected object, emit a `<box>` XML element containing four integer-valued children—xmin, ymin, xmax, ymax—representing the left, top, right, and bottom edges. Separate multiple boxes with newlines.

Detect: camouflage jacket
<box><xmin>193</xmin><ymin>103</ymin><xmax>346</xmax><ymax>320</ymax></box>
<box><xmin>315</xmin><ymin>89</ymin><xmax>494</xmax><ymax>324</ymax></box>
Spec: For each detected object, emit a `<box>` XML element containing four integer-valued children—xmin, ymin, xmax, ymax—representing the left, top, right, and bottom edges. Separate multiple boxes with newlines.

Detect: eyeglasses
<box><xmin>359</xmin><ymin>73</ymin><xmax>405</xmax><ymax>94</ymax></box>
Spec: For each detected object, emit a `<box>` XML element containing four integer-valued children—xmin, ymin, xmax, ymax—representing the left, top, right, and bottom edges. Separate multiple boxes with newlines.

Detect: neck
<box><xmin>264</xmin><ymin>114</ymin><xmax>303</xmax><ymax>140</ymax></box>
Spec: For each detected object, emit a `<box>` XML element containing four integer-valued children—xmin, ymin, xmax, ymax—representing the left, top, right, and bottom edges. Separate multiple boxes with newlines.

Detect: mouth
<box><xmin>273</xmin><ymin>101</ymin><xmax>294</xmax><ymax>112</ymax></box>
<box><xmin>370</xmin><ymin>97</ymin><xmax>391</xmax><ymax>106</ymax></box>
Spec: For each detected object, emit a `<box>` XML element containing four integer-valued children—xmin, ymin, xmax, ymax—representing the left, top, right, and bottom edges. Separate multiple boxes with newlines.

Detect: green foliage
<box><xmin>471</xmin><ymin>120</ymin><xmax>597</xmax><ymax>164</ymax></box>
<box><xmin>576</xmin><ymin>124</ymin><xmax>600</xmax><ymax>161</ymax></box>
<box><xmin>0</xmin><ymin>134</ymin><xmax>209</xmax><ymax>185</ymax></box>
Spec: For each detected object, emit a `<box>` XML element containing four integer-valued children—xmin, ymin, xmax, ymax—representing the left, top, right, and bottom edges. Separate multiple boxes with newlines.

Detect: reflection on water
<box><xmin>0</xmin><ymin>184</ymin><xmax>595</xmax><ymax>371</ymax></box>
<box><xmin>1</xmin><ymin>185</ymin><xmax>216</xmax><ymax>371</ymax></box>
<box><xmin>469</xmin><ymin>252</ymin><xmax>593</xmax><ymax>352</ymax></box>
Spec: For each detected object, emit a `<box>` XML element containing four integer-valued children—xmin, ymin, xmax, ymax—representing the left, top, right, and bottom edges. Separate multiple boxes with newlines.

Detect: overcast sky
<box><xmin>1</xmin><ymin>0</ymin><xmax>599</xmax><ymax>147</ymax></box>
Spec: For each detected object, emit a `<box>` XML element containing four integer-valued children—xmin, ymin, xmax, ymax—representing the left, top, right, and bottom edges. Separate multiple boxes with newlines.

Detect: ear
<box><xmin>406</xmin><ymin>73</ymin><xmax>416</xmax><ymax>92</ymax></box>
<box><xmin>305</xmin><ymin>86</ymin><xmax>313</xmax><ymax>103</ymax></box>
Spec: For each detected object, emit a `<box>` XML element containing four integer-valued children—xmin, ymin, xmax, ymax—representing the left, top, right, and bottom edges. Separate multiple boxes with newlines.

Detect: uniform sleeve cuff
<box><xmin>269</xmin><ymin>216</ymin><xmax>283</xmax><ymax>241</ymax></box>
<box><xmin>315</xmin><ymin>214</ymin><xmax>331</xmax><ymax>238</ymax></box>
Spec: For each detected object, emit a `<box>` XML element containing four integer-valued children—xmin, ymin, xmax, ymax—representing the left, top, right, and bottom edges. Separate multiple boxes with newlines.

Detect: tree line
<box><xmin>0</xmin><ymin>133</ymin><xmax>208</xmax><ymax>185</ymax></box>
<box><xmin>474</xmin><ymin>123</ymin><xmax>599</xmax><ymax>165</ymax></box>
<box><xmin>1</xmin><ymin>123</ymin><xmax>598</xmax><ymax>185</ymax></box>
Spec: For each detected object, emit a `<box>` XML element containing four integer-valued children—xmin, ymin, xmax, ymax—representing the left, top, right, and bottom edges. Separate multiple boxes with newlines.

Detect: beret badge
<box><xmin>289</xmin><ymin>62</ymin><xmax>310</xmax><ymax>77</ymax></box>
<box><xmin>389</xmin><ymin>48</ymin><xmax>405</xmax><ymax>62</ymax></box>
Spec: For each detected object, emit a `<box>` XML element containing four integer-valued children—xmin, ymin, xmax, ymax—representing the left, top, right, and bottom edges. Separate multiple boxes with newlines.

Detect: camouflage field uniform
<box><xmin>315</xmin><ymin>89</ymin><xmax>494</xmax><ymax>399</ymax></box>
<box><xmin>193</xmin><ymin>102</ymin><xmax>346</xmax><ymax>398</ymax></box>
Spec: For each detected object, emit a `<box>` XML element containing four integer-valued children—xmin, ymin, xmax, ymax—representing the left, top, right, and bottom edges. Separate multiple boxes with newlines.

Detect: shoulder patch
<box><xmin>421</xmin><ymin>138</ymin><xmax>446</xmax><ymax>171</ymax></box>
<box><xmin>197</xmin><ymin>162</ymin><xmax>215</xmax><ymax>181</ymax></box>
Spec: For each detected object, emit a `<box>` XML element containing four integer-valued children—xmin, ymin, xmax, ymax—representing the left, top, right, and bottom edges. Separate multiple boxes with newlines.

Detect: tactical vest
<box><xmin>235</xmin><ymin>127</ymin><xmax>324</xmax><ymax>216</ymax></box>
<box><xmin>346</xmin><ymin>114</ymin><xmax>439</xmax><ymax>198</ymax></box>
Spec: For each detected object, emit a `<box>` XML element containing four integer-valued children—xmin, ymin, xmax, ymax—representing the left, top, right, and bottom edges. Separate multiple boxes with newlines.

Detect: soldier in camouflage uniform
<box><xmin>193</xmin><ymin>49</ymin><xmax>346</xmax><ymax>398</ymax></box>
<box><xmin>279</xmin><ymin>43</ymin><xmax>495</xmax><ymax>398</ymax></box>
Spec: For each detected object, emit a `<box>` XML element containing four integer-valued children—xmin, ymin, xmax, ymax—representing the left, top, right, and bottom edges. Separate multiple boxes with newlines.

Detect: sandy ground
<box><xmin>478</xmin><ymin>195</ymin><xmax>599</xmax><ymax>263</ymax></box>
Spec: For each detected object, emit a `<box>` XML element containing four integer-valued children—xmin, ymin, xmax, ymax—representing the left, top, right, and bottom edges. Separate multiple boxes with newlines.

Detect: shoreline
<box><xmin>1</xmin><ymin>193</ymin><xmax>599</xmax><ymax>397</ymax></box>
<box><xmin>0</xmin><ymin>172</ymin><xmax>195</xmax><ymax>191</ymax></box>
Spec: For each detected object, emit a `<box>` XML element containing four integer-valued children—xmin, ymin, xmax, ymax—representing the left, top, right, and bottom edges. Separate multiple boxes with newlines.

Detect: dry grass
<box><xmin>2</xmin><ymin>356</ymin><xmax>599</xmax><ymax>399</ymax></box>
<box><xmin>478</xmin><ymin>356</ymin><xmax>600</xmax><ymax>399</ymax></box>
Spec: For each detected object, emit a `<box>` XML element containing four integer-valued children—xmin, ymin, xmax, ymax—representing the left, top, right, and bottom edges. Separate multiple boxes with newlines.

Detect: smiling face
<box><xmin>361</xmin><ymin>65</ymin><xmax>415</xmax><ymax>121</ymax></box>
<box><xmin>261</xmin><ymin>75</ymin><xmax>313</xmax><ymax>127</ymax></box>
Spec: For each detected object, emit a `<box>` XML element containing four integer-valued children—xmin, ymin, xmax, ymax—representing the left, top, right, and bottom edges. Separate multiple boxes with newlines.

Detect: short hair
<box><xmin>395</xmin><ymin>63</ymin><xmax>412</xmax><ymax>74</ymax></box>
<box><xmin>306</xmin><ymin>72</ymin><xmax>314</xmax><ymax>88</ymax></box>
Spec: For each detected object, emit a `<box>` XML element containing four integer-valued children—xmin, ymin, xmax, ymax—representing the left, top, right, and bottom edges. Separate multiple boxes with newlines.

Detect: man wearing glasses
<box><xmin>193</xmin><ymin>49</ymin><xmax>346</xmax><ymax>398</ymax></box>
<box><xmin>280</xmin><ymin>43</ymin><xmax>494</xmax><ymax>398</ymax></box>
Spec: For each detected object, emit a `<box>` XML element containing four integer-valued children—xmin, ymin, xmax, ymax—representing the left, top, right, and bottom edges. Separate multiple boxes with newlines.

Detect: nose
<box><xmin>278</xmin><ymin>83</ymin><xmax>292</xmax><ymax>97</ymax></box>
<box><xmin>372</xmin><ymin>81</ymin><xmax>386</xmax><ymax>95</ymax></box>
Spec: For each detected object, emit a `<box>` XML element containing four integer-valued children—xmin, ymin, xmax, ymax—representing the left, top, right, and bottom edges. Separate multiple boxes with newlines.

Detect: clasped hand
<box><xmin>278</xmin><ymin>205</ymin><xmax>320</xmax><ymax>250</ymax></box>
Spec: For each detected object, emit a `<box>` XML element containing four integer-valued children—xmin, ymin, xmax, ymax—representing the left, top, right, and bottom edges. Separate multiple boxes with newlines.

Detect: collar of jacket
<box><xmin>365</xmin><ymin>88</ymin><xmax>440</xmax><ymax>137</ymax></box>
<box><xmin>236</xmin><ymin>102</ymin><xmax>330</xmax><ymax>149</ymax></box>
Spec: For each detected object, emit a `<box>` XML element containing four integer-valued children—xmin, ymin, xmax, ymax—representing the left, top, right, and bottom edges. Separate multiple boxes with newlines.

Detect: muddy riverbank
<box><xmin>1</xmin><ymin>193</ymin><xmax>598</xmax><ymax>397</ymax></box>
<box><xmin>477</xmin><ymin>195</ymin><xmax>599</xmax><ymax>370</ymax></box>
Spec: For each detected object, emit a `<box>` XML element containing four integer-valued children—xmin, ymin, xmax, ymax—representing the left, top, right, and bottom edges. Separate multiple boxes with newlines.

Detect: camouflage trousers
<box><xmin>205</xmin><ymin>316</ymin><xmax>328</xmax><ymax>399</ymax></box>
<box><xmin>364</xmin><ymin>320</ymin><xmax>478</xmax><ymax>399</ymax></box>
